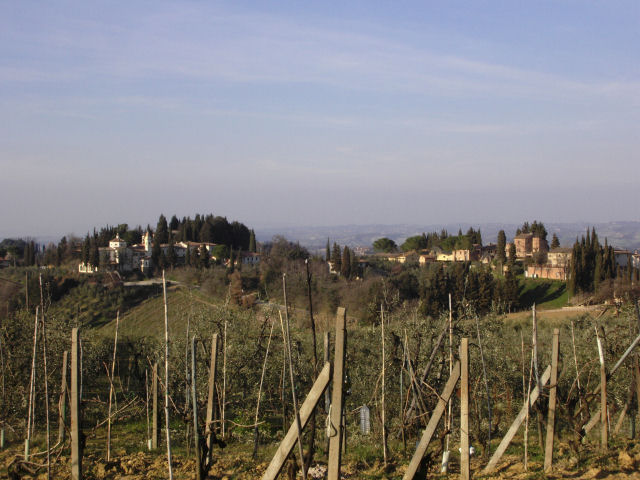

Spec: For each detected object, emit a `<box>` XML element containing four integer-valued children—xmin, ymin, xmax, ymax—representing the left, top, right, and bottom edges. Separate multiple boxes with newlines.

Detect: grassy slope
<box><xmin>518</xmin><ymin>277</ymin><xmax>568</xmax><ymax>310</ymax></box>
<box><xmin>97</xmin><ymin>286</ymin><xmax>222</xmax><ymax>339</ymax></box>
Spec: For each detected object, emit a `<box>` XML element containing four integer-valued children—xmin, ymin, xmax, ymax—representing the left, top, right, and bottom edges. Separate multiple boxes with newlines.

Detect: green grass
<box><xmin>518</xmin><ymin>278</ymin><xmax>568</xmax><ymax>310</ymax></box>
<box><xmin>98</xmin><ymin>286</ymin><xmax>222</xmax><ymax>339</ymax></box>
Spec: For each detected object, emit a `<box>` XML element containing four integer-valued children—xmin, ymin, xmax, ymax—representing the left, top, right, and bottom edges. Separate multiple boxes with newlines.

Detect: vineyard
<box><xmin>1</xmin><ymin>271</ymin><xmax>640</xmax><ymax>479</ymax></box>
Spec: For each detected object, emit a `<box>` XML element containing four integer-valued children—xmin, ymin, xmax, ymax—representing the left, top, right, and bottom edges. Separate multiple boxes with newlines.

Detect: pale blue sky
<box><xmin>1</xmin><ymin>1</ymin><xmax>638</xmax><ymax>237</ymax></box>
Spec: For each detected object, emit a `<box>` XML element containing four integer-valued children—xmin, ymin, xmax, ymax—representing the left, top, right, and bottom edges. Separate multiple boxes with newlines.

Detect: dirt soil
<box><xmin>4</xmin><ymin>440</ymin><xmax>640</xmax><ymax>480</ymax></box>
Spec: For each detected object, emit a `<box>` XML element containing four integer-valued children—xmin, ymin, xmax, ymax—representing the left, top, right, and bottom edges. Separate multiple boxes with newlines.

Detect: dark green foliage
<box><xmin>166</xmin><ymin>235</ymin><xmax>177</xmax><ymax>267</ymax></box>
<box><xmin>341</xmin><ymin>246</ymin><xmax>351</xmax><ymax>278</ymax></box>
<box><xmin>372</xmin><ymin>237</ymin><xmax>397</xmax><ymax>253</ymax></box>
<box><xmin>249</xmin><ymin>229</ymin><xmax>256</xmax><ymax>253</ymax></box>
<box><xmin>496</xmin><ymin>230</ymin><xmax>507</xmax><ymax>263</ymax></box>
<box><xmin>155</xmin><ymin>214</ymin><xmax>169</xmax><ymax>244</ymax></box>
<box><xmin>199</xmin><ymin>244</ymin><xmax>210</xmax><ymax>269</ymax></box>
<box><xmin>551</xmin><ymin>233</ymin><xmax>560</xmax><ymax>249</ymax></box>
<box><xmin>568</xmin><ymin>227</ymin><xmax>616</xmax><ymax>296</ymax></box>
<box><xmin>418</xmin><ymin>262</ymin><xmax>505</xmax><ymax>318</ymax></box>
<box><xmin>508</xmin><ymin>243</ymin><xmax>516</xmax><ymax>265</ymax></box>
<box><xmin>325</xmin><ymin>238</ymin><xmax>330</xmax><ymax>261</ymax></box>
<box><xmin>400</xmin><ymin>234</ymin><xmax>428</xmax><ymax>252</ymax></box>
<box><xmin>90</xmin><ymin>236</ymin><xmax>100</xmax><ymax>268</ymax></box>
<box><xmin>331</xmin><ymin>242</ymin><xmax>342</xmax><ymax>271</ymax></box>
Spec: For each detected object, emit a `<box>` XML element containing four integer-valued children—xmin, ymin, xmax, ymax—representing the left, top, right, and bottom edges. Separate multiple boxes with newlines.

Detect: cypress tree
<box><xmin>167</xmin><ymin>235</ymin><xmax>177</xmax><ymax>267</ymax></box>
<box><xmin>341</xmin><ymin>246</ymin><xmax>351</xmax><ymax>278</ymax></box>
<box><xmin>155</xmin><ymin>214</ymin><xmax>169</xmax><ymax>244</ymax></box>
<box><xmin>331</xmin><ymin>242</ymin><xmax>342</xmax><ymax>272</ymax></box>
<box><xmin>496</xmin><ymin>230</ymin><xmax>507</xmax><ymax>263</ymax></box>
<box><xmin>199</xmin><ymin>244</ymin><xmax>210</xmax><ymax>269</ymax></box>
<box><xmin>508</xmin><ymin>243</ymin><xmax>516</xmax><ymax>265</ymax></box>
<box><xmin>249</xmin><ymin>229</ymin><xmax>256</xmax><ymax>252</ymax></box>
<box><xmin>551</xmin><ymin>233</ymin><xmax>560</xmax><ymax>249</ymax></box>
<box><xmin>90</xmin><ymin>237</ymin><xmax>100</xmax><ymax>268</ymax></box>
<box><xmin>326</xmin><ymin>238</ymin><xmax>331</xmax><ymax>262</ymax></box>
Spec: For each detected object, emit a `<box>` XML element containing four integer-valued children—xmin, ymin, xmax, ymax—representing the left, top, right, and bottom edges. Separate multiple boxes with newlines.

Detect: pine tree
<box><xmin>551</xmin><ymin>233</ymin><xmax>560</xmax><ymax>249</ymax></box>
<box><xmin>326</xmin><ymin>238</ymin><xmax>331</xmax><ymax>262</ymax></box>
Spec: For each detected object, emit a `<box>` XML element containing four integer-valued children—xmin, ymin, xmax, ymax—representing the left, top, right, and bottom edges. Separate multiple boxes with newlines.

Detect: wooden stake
<box><xmin>475</xmin><ymin>315</ymin><xmax>492</xmax><ymax>456</ymax></box>
<box><xmin>191</xmin><ymin>336</ymin><xmax>202</xmax><ymax>480</ymax></box>
<box><xmin>483</xmin><ymin>365</ymin><xmax>551</xmax><ymax>474</ymax></box>
<box><xmin>40</xmin><ymin>275</ymin><xmax>51</xmax><ymax>480</ymax></box>
<box><xmin>222</xmin><ymin>320</ymin><xmax>227</xmax><ymax>438</ymax></box>
<box><xmin>324</xmin><ymin>332</ymin><xmax>330</xmax><ymax>413</ymax></box>
<box><xmin>544</xmin><ymin>328</ymin><xmax>560</xmax><ymax>472</ymax></box>
<box><xmin>403</xmin><ymin>361</ymin><xmax>461</xmax><ymax>480</ymax></box>
<box><xmin>460</xmin><ymin>338</ymin><xmax>469</xmax><ymax>480</ymax></box>
<box><xmin>162</xmin><ymin>271</ymin><xmax>174</xmax><ymax>480</ymax></box>
<box><xmin>152</xmin><ymin>362</ymin><xmax>158</xmax><ymax>450</ymax></box>
<box><xmin>583</xmin><ymin>332</ymin><xmax>640</xmax><ymax>434</ymax></box>
<box><xmin>280</xmin><ymin>310</ymin><xmax>307</xmax><ymax>480</ymax></box>
<box><xmin>407</xmin><ymin>317</ymin><xmax>451</xmax><ymax>421</ymax></box>
<box><xmin>58</xmin><ymin>350</ymin><xmax>68</xmax><ymax>444</ymax></box>
<box><xmin>380</xmin><ymin>306</ymin><xmax>388</xmax><ymax>467</ymax></box>
<box><xmin>25</xmin><ymin>306</ymin><xmax>39</xmax><ymax>461</ymax></box>
<box><xmin>571</xmin><ymin>320</ymin><xmax>583</xmax><ymax>417</ymax></box>
<box><xmin>261</xmin><ymin>362</ymin><xmax>332</xmax><ymax>480</ymax></box>
<box><xmin>205</xmin><ymin>334</ymin><xmax>219</xmax><ymax>466</ymax></box>
<box><xmin>253</xmin><ymin>321</ymin><xmax>274</xmax><ymax>458</ymax></box>
<box><xmin>443</xmin><ymin>293</ymin><xmax>453</xmax><ymax>473</ymax></box>
<box><xmin>71</xmin><ymin>328</ymin><xmax>82</xmax><ymax>480</ymax></box>
<box><xmin>107</xmin><ymin>311</ymin><xmax>119</xmax><ymax>461</ymax></box>
<box><xmin>145</xmin><ymin>369</ymin><xmax>150</xmax><ymax>450</ymax></box>
<box><xmin>596</xmin><ymin>326</ymin><xmax>608</xmax><ymax>450</ymax></box>
<box><xmin>324</xmin><ymin>331</ymin><xmax>331</xmax><ymax>457</ymax></box>
<box><xmin>328</xmin><ymin>307</ymin><xmax>347</xmax><ymax>480</ymax></box>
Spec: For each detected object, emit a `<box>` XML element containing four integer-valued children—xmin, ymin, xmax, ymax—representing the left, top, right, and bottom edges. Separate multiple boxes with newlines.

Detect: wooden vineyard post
<box><xmin>583</xmin><ymin>332</ymin><xmax>640</xmax><ymax>435</ymax></box>
<box><xmin>544</xmin><ymin>328</ymin><xmax>560</xmax><ymax>472</ymax></box>
<box><xmin>261</xmin><ymin>363</ymin><xmax>332</xmax><ymax>480</ymax></box>
<box><xmin>324</xmin><ymin>331</ymin><xmax>331</xmax><ymax>457</ymax></box>
<box><xmin>483</xmin><ymin>365</ymin><xmax>551</xmax><ymax>474</ymax></box>
<box><xmin>107</xmin><ymin>311</ymin><xmax>119</xmax><ymax>461</ymax></box>
<box><xmin>596</xmin><ymin>326</ymin><xmax>608</xmax><ymax>450</ymax></box>
<box><xmin>380</xmin><ymin>306</ymin><xmax>388</xmax><ymax>467</ymax></box>
<box><xmin>190</xmin><ymin>336</ymin><xmax>202</xmax><ymax>480</ymax></box>
<box><xmin>403</xmin><ymin>361</ymin><xmax>461</xmax><ymax>480</ymax></box>
<box><xmin>328</xmin><ymin>307</ymin><xmax>347</xmax><ymax>480</ymax></box>
<box><xmin>71</xmin><ymin>328</ymin><xmax>82</xmax><ymax>480</ymax></box>
<box><xmin>324</xmin><ymin>332</ymin><xmax>331</xmax><ymax>412</ymax></box>
<box><xmin>25</xmin><ymin>306</ymin><xmax>39</xmax><ymax>460</ymax></box>
<box><xmin>162</xmin><ymin>271</ymin><xmax>174</xmax><ymax>480</ymax></box>
<box><xmin>205</xmin><ymin>333</ymin><xmax>219</xmax><ymax>466</ymax></box>
<box><xmin>460</xmin><ymin>338</ymin><xmax>469</xmax><ymax>480</ymax></box>
<box><xmin>152</xmin><ymin>362</ymin><xmax>158</xmax><ymax>450</ymax></box>
<box><xmin>58</xmin><ymin>350</ymin><xmax>68</xmax><ymax>444</ymax></box>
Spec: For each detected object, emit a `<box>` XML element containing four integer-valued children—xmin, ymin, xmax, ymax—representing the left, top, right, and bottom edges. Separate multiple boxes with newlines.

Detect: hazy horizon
<box><xmin>2</xmin><ymin>1</ymin><xmax>639</xmax><ymax>237</ymax></box>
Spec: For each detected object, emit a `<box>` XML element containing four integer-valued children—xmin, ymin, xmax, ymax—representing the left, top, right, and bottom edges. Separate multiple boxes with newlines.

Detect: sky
<box><xmin>1</xmin><ymin>1</ymin><xmax>639</xmax><ymax>238</ymax></box>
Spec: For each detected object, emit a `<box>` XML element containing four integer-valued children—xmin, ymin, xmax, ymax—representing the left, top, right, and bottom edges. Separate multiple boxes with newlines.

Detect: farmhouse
<box><xmin>547</xmin><ymin>247</ymin><xmax>572</xmax><ymax>267</ymax></box>
<box><xmin>514</xmin><ymin>233</ymin><xmax>549</xmax><ymax>259</ymax></box>
<box><xmin>526</xmin><ymin>265</ymin><xmax>567</xmax><ymax>280</ymax></box>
